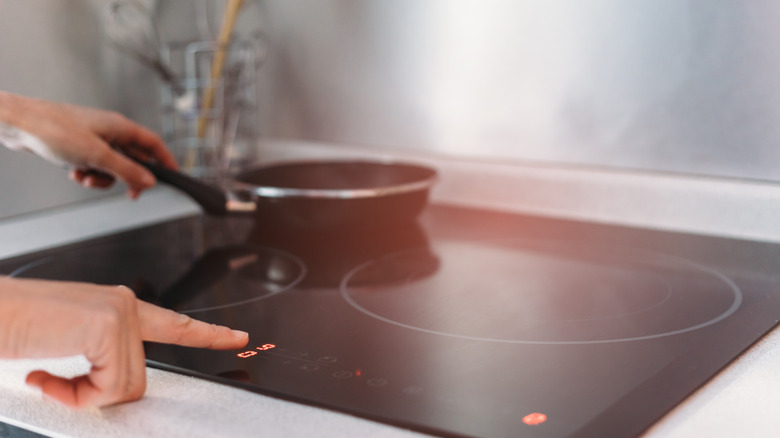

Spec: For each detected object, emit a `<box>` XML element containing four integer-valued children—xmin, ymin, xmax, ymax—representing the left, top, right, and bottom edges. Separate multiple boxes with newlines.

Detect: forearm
<box><xmin>0</xmin><ymin>91</ymin><xmax>48</xmax><ymax>156</ymax></box>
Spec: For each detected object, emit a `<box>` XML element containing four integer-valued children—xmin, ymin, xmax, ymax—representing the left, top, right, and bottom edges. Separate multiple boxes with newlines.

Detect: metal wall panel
<box><xmin>259</xmin><ymin>0</ymin><xmax>780</xmax><ymax>181</ymax></box>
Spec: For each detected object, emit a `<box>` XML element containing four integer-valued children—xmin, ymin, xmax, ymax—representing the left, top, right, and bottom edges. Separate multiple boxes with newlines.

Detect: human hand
<box><xmin>0</xmin><ymin>276</ymin><xmax>249</xmax><ymax>409</ymax></box>
<box><xmin>0</xmin><ymin>91</ymin><xmax>177</xmax><ymax>199</ymax></box>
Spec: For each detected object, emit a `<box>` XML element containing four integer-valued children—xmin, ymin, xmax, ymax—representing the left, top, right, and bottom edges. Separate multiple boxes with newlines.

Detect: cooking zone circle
<box><xmin>340</xmin><ymin>239</ymin><xmax>742</xmax><ymax>344</ymax></box>
<box><xmin>9</xmin><ymin>241</ymin><xmax>306</xmax><ymax>314</ymax></box>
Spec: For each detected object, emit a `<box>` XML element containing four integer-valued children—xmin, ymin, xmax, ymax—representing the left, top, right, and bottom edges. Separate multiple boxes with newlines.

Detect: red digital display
<box><xmin>237</xmin><ymin>343</ymin><xmax>277</xmax><ymax>359</ymax></box>
<box><xmin>522</xmin><ymin>412</ymin><xmax>547</xmax><ymax>426</ymax></box>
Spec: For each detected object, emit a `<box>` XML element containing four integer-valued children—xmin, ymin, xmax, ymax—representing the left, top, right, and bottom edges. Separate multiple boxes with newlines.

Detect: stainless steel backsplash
<box><xmin>259</xmin><ymin>0</ymin><xmax>780</xmax><ymax>181</ymax></box>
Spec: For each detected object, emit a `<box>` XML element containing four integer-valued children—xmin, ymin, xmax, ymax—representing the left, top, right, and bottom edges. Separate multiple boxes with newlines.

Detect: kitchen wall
<box><xmin>260</xmin><ymin>0</ymin><xmax>780</xmax><ymax>182</ymax></box>
<box><xmin>3</xmin><ymin>0</ymin><xmax>780</xmax><ymax>219</ymax></box>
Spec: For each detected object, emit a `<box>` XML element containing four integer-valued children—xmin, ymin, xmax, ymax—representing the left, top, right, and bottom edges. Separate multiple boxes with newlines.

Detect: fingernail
<box><xmin>233</xmin><ymin>330</ymin><xmax>249</xmax><ymax>338</ymax></box>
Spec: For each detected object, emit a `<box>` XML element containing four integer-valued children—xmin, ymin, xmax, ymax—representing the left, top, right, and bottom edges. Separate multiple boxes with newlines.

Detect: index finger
<box><xmin>137</xmin><ymin>300</ymin><xmax>249</xmax><ymax>350</ymax></box>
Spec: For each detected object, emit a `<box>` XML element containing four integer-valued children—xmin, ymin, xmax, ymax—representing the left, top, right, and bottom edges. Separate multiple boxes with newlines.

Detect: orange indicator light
<box><xmin>257</xmin><ymin>344</ymin><xmax>277</xmax><ymax>351</ymax></box>
<box><xmin>237</xmin><ymin>350</ymin><xmax>258</xmax><ymax>358</ymax></box>
<box><xmin>522</xmin><ymin>412</ymin><xmax>547</xmax><ymax>426</ymax></box>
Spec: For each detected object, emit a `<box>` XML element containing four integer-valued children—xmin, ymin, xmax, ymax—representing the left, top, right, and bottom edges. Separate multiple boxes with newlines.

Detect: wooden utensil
<box><xmin>188</xmin><ymin>0</ymin><xmax>244</xmax><ymax>169</ymax></box>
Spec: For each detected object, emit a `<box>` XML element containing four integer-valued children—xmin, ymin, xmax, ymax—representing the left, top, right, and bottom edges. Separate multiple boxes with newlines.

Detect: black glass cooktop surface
<box><xmin>3</xmin><ymin>204</ymin><xmax>780</xmax><ymax>438</ymax></box>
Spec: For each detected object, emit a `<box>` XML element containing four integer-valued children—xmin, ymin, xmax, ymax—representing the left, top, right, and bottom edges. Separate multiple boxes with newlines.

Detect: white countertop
<box><xmin>4</xmin><ymin>141</ymin><xmax>780</xmax><ymax>437</ymax></box>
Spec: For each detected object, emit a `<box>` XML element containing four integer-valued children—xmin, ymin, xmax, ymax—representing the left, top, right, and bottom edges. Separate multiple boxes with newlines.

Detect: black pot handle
<box><xmin>135</xmin><ymin>159</ymin><xmax>229</xmax><ymax>215</ymax></box>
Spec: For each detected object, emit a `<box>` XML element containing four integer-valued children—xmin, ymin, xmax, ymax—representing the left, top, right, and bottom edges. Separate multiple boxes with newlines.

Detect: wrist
<box><xmin>0</xmin><ymin>91</ymin><xmax>21</xmax><ymax>126</ymax></box>
<box><xmin>0</xmin><ymin>93</ymin><xmax>50</xmax><ymax>154</ymax></box>
<box><xmin>0</xmin><ymin>275</ymin><xmax>14</xmax><ymax>295</ymax></box>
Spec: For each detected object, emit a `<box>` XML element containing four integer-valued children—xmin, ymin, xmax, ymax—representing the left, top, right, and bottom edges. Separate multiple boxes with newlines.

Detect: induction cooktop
<box><xmin>3</xmin><ymin>204</ymin><xmax>780</xmax><ymax>438</ymax></box>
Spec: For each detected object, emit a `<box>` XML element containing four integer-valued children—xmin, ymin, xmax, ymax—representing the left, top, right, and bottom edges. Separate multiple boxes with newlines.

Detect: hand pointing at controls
<box><xmin>0</xmin><ymin>276</ymin><xmax>249</xmax><ymax>409</ymax></box>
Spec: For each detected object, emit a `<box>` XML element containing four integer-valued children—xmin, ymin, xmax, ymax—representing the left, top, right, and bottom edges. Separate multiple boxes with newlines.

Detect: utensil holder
<box><xmin>159</xmin><ymin>37</ymin><xmax>261</xmax><ymax>183</ymax></box>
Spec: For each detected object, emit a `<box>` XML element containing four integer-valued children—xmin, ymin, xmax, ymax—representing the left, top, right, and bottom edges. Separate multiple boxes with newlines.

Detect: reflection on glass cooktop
<box><xmin>342</xmin><ymin>240</ymin><xmax>742</xmax><ymax>345</ymax></box>
<box><xmin>3</xmin><ymin>204</ymin><xmax>780</xmax><ymax>438</ymax></box>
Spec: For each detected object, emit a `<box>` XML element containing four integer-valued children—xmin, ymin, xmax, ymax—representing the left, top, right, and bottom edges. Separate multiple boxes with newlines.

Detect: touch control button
<box><xmin>403</xmin><ymin>386</ymin><xmax>424</xmax><ymax>395</ymax></box>
<box><xmin>299</xmin><ymin>364</ymin><xmax>320</xmax><ymax>372</ymax></box>
<box><xmin>332</xmin><ymin>370</ymin><xmax>353</xmax><ymax>379</ymax></box>
<box><xmin>367</xmin><ymin>378</ymin><xmax>388</xmax><ymax>387</ymax></box>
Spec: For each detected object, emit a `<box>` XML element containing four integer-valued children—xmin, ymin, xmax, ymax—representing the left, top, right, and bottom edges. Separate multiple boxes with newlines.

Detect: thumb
<box><xmin>26</xmin><ymin>370</ymin><xmax>101</xmax><ymax>409</ymax></box>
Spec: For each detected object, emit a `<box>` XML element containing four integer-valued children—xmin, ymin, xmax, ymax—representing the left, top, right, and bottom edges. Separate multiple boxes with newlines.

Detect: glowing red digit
<box><xmin>237</xmin><ymin>350</ymin><xmax>258</xmax><ymax>358</ymax></box>
<box><xmin>522</xmin><ymin>412</ymin><xmax>547</xmax><ymax>426</ymax></box>
<box><xmin>257</xmin><ymin>344</ymin><xmax>277</xmax><ymax>351</ymax></box>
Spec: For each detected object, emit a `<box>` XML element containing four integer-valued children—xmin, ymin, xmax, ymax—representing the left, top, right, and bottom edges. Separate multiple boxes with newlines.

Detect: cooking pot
<box><xmin>137</xmin><ymin>159</ymin><xmax>438</xmax><ymax>228</ymax></box>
